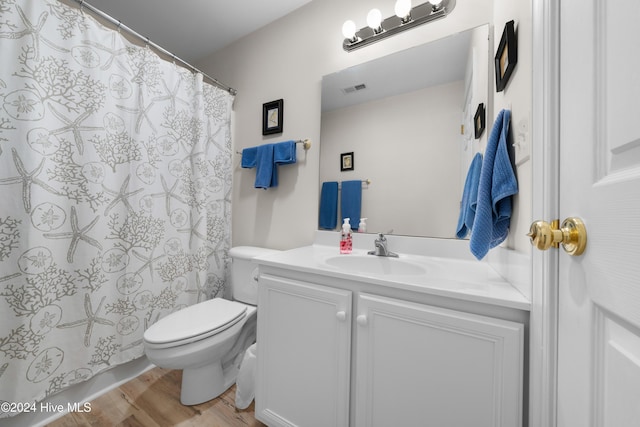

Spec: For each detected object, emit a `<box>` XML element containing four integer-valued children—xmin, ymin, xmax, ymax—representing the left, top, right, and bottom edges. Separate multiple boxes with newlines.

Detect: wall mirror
<box><xmin>320</xmin><ymin>24</ymin><xmax>490</xmax><ymax>238</ymax></box>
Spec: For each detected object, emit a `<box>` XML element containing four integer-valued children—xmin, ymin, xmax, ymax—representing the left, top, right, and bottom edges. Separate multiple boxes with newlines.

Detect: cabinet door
<box><xmin>256</xmin><ymin>274</ymin><xmax>352</xmax><ymax>427</ymax></box>
<box><xmin>355</xmin><ymin>293</ymin><xmax>524</xmax><ymax>427</ymax></box>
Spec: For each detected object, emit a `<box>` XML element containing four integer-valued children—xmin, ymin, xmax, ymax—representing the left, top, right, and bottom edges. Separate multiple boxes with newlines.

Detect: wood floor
<box><xmin>47</xmin><ymin>367</ymin><xmax>266</xmax><ymax>427</ymax></box>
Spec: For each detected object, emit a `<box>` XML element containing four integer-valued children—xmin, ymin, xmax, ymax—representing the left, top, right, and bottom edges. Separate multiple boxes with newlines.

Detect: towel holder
<box><xmin>338</xmin><ymin>179</ymin><xmax>370</xmax><ymax>189</ymax></box>
<box><xmin>298</xmin><ymin>139</ymin><xmax>312</xmax><ymax>150</ymax></box>
<box><xmin>236</xmin><ymin>139</ymin><xmax>311</xmax><ymax>154</ymax></box>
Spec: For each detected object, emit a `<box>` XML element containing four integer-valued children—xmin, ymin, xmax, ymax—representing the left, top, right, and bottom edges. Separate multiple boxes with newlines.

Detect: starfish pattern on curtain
<box><xmin>0</xmin><ymin>0</ymin><xmax>234</xmax><ymax>416</ymax></box>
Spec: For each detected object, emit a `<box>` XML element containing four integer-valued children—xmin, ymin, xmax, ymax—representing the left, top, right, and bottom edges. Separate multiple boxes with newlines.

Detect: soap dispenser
<box><xmin>358</xmin><ymin>218</ymin><xmax>368</xmax><ymax>233</ymax></box>
<box><xmin>340</xmin><ymin>218</ymin><xmax>353</xmax><ymax>254</ymax></box>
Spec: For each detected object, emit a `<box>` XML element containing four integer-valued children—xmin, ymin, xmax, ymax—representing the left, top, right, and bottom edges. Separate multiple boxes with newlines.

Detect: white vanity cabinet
<box><xmin>256</xmin><ymin>271</ymin><xmax>525</xmax><ymax>427</ymax></box>
<box><xmin>256</xmin><ymin>274</ymin><xmax>352</xmax><ymax>427</ymax></box>
<box><xmin>354</xmin><ymin>293</ymin><xmax>524</xmax><ymax>427</ymax></box>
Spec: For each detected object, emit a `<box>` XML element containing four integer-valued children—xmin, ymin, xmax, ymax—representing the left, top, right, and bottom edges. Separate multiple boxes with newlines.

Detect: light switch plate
<box><xmin>514</xmin><ymin>116</ymin><xmax>530</xmax><ymax>165</ymax></box>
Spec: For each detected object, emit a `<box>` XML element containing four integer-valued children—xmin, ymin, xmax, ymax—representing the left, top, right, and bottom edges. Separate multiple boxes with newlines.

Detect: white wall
<box><xmin>197</xmin><ymin>0</ymin><xmax>495</xmax><ymax>250</ymax></box>
<box><xmin>320</xmin><ymin>80</ymin><xmax>464</xmax><ymax>237</ymax></box>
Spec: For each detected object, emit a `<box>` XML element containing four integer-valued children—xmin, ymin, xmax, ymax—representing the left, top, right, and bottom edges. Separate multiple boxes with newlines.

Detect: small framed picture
<box><xmin>340</xmin><ymin>152</ymin><xmax>354</xmax><ymax>171</ymax></box>
<box><xmin>262</xmin><ymin>99</ymin><xmax>283</xmax><ymax>135</ymax></box>
<box><xmin>495</xmin><ymin>20</ymin><xmax>518</xmax><ymax>92</ymax></box>
<box><xmin>474</xmin><ymin>103</ymin><xmax>485</xmax><ymax>139</ymax></box>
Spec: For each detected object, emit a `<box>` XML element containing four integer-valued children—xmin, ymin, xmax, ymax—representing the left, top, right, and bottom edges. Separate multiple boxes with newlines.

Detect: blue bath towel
<box><xmin>341</xmin><ymin>180</ymin><xmax>362</xmax><ymax>228</ymax></box>
<box><xmin>319</xmin><ymin>181</ymin><xmax>339</xmax><ymax>229</ymax></box>
<box><xmin>241</xmin><ymin>141</ymin><xmax>297</xmax><ymax>188</ymax></box>
<box><xmin>470</xmin><ymin>110</ymin><xmax>518</xmax><ymax>260</ymax></box>
<box><xmin>270</xmin><ymin>140</ymin><xmax>297</xmax><ymax>187</ymax></box>
<box><xmin>456</xmin><ymin>152</ymin><xmax>483</xmax><ymax>239</ymax></box>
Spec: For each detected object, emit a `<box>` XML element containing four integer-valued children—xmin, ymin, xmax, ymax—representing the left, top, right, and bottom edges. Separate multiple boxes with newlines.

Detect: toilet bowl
<box><xmin>143</xmin><ymin>246</ymin><xmax>278</xmax><ymax>405</ymax></box>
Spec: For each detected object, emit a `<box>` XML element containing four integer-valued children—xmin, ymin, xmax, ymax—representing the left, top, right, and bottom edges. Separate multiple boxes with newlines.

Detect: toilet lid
<box><xmin>144</xmin><ymin>298</ymin><xmax>247</xmax><ymax>345</ymax></box>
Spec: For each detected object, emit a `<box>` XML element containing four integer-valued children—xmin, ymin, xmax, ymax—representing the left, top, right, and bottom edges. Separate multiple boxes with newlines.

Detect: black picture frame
<box><xmin>474</xmin><ymin>103</ymin><xmax>486</xmax><ymax>139</ymax></box>
<box><xmin>340</xmin><ymin>152</ymin><xmax>354</xmax><ymax>171</ymax></box>
<box><xmin>262</xmin><ymin>99</ymin><xmax>283</xmax><ymax>135</ymax></box>
<box><xmin>494</xmin><ymin>20</ymin><xmax>517</xmax><ymax>92</ymax></box>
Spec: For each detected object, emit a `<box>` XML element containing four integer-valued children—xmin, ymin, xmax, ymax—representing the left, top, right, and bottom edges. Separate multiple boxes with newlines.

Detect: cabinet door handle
<box><xmin>336</xmin><ymin>311</ymin><xmax>347</xmax><ymax>322</ymax></box>
<box><xmin>356</xmin><ymin>314</ymin><xmax>368</xmax><ymax>326</ymax></box>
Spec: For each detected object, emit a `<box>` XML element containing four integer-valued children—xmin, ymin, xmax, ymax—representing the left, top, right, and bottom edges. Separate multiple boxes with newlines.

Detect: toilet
<box><xmin>143</xmin><ymin>246</ymin><xmax>279</xmax><ymax>405</ymax></box>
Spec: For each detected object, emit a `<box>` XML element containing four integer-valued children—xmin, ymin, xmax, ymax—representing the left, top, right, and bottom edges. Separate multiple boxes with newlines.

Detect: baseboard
<box><xmin>0</xmin><ymin>356</ymin><xmax>154</xmax><ymax>427</ymax></box>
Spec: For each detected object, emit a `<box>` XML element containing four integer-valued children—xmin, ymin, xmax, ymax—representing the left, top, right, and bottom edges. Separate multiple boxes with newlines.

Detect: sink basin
<box><xmin>324</xmin><ymin>255</ymin><xmax>426</xmax><ymax>276</ymax></box>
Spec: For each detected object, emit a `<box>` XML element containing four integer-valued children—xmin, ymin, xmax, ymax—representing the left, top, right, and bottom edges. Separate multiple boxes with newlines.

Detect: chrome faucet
<box><xmin>368</xmin><ymin>232</ymin><xmax>399</xmax><ymax>257</ymax></box>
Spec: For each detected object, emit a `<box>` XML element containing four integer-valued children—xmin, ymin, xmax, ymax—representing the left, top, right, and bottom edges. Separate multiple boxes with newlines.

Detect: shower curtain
<box><xmin>0</xmin><ymin>0</ymin><xmax>233</xmax><ymax>415</ymax></box>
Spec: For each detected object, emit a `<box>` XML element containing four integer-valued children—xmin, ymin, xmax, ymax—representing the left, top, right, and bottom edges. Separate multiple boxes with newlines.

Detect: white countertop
<box><xmin>254</xmin><ymin>242</ymin><xmax>531</xmax><ymax>311</ymax></box>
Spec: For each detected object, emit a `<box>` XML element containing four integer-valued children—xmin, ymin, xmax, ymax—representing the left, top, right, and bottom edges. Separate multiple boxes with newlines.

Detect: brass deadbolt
<box><xmin>527</xmin><ymin>217</ymin><xmax>587</xmax><ymax>256</ymax></box>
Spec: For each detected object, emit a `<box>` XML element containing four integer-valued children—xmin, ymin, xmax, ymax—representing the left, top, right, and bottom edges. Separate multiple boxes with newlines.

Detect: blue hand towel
<box><xmin>456</xmin><ymin>152</ymin><xmax>483</xmax><ymax>239</ymax></box>
<box><xmin>241</xmin><ymin>141</ymin><xmax>297</xmax><ymax>188</ymax></box>
<box><xmin>241</xmin><ymin>147</ymin><xmax>257</xmax><ymax>168</ymax></box>
<box><xmin>254</xmin><ymin>144</ymin><xmax>275</xmax><ymax>189</ymax></box>
<box><xmin>470</xmin><ymin>110</ymin><xmax>518</xmax><ymax>260</ymax></box>
<box><xmin>341</xmin><ymin>180</ymin><xmax>362</xmax><ymax>228</ymax></box>
<box><xmin>270</xmin><ymin>140</ymin><xmax>297</xmax><ymax>187</ymax></box>
<box><xmin>274</xmin><ymin>140</ymin><xmax>296</xmax><ymax>164</ymax></box>
<box><xmin>319</xmin><ymin>181</ymin><xmax>339</xmax><ymax>229</ymax></box>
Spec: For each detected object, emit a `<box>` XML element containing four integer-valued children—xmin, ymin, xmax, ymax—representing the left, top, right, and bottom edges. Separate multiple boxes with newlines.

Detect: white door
<box><xmin>557</xmin><ymin>0</ymin><xmax>640</xmax><ymax>425</ymax></box>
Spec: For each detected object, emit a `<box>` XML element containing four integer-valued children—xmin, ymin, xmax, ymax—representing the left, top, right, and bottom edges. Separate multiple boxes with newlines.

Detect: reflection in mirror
<box><xmin>320</xmin><ymin>24</ymin><xmax>490</xmax><ymax>238</ymax></box>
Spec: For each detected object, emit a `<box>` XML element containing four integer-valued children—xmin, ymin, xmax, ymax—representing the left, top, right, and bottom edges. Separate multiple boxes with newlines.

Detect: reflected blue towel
<box><xmin>341</xmin><ymin>180</ymin><xmax>362</xmax><ymax>228</ymax></box>
<box><xmin>470</xmin><ymin>110</ymin><xmax>518</xmax><ymax>260</ymax></box>
<box><xmin>456</xmin><ymin>152</ymin><xmax>483</xmax><ymax>239</ymax></box>
<box><xmin>241</xmin><ymin>141</ymin><xmax>297</xmax><ymax>188</ymax></box>
<box><xmin>319</xmin><ymin>182</ymin><xmax>339</xmax><ymax>229</ymax></box>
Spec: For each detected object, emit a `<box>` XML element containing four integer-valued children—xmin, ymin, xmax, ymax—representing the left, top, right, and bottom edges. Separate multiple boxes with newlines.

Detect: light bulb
<box><xmin>366</xmin><ymin>8</ymin><xmax>382</xmax><ymax>33</ymax></box>
<box><xmin>342</xmin><ymin>20</ymin><xmax>357</xmax><ymax>40</ymax></box>
<box><xmin>395</xmin><ymin>0</ymin><xmax>411</xmax><ymax>19</ymax></box>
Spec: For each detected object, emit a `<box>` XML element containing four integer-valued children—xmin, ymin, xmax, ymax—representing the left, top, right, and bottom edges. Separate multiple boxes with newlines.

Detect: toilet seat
<box><xmin>144</xmin><ymin>298</ymin><xmax>248</xmax><ymax>348</ymax></box>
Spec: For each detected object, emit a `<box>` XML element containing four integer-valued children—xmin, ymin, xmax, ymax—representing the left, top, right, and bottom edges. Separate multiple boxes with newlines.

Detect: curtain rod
<box><xmin>71</xmin><ymin>0</ymin><xmax>237</xmax><ymax>96</ymax></box>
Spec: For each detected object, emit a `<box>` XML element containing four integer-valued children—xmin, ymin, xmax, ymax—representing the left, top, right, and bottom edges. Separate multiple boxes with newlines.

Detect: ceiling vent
<box><xmin>342</xmin><ymin>83</ymin><xmax>367</xmax><ymax>94</ymax></box>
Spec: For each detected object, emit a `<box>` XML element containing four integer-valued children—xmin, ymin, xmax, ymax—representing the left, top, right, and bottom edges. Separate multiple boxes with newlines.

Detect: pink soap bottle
<box><xmin>340</xmin><ymin>218</ymin><xmax>353</xmax><ymax>254</ymax></box>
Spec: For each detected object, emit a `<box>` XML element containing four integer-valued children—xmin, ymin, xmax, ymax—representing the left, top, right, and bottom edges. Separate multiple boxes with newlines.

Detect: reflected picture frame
<box><xmin>474</xmin><ymin>103</ymin><xmax>485</xmax><ymax>139</ymax></box>
<box><xmin>341</xmin><ymin>152</ymin><xmax>354</xmax><ymax>171</ymax></box>
<box><xmin>494</xmin><ymin>20</ymin><xmax>517</xmax><ymax>92</ymax></box>
<box><xmin>262</xmin><ymin>99</ymin><xmax>283</xmax><ymax>135</ymax></box>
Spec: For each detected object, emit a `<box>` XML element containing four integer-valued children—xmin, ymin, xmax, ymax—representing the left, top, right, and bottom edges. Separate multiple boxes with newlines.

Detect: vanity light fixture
<box><xmin>394</xmin><ymin>0</ymin><xmax>412</xmax><ymax>24</ymax></box>
<box><xmin>367</xmin><ymin>8</ymin><xmax>383</xmax><ymax>34</ymax></box>
<box><xmin>342</xmin><ymin>0</ymin><xmax>456</xmax><ymax>52</ymax></box>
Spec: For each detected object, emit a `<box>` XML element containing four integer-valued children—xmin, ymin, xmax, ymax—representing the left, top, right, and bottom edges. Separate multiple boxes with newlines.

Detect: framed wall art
<box><xmin>474</xmin><ymin>103</ymin><xmax>486</xmax><ymax>139</ymax></box>
<box><xmin>262</xmin><ymin>99</ymin><xmax>283</xmax><ymax>135</ymax></box>
<box><xmin>340</xmin><ymin>152</ymin><xmax>354</xmax><ymax>171</ymax></box>
<box><xmin>494</xmin><ymin>20</ymin><xmax>517</xmax><ymax>92</ymax></box>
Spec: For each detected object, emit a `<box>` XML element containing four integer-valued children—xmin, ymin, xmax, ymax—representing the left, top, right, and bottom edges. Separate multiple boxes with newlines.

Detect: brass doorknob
<box><xmin>527</xmin><ymin>217</ymin><xmax>587</xmax><ymax>256</ymax></box>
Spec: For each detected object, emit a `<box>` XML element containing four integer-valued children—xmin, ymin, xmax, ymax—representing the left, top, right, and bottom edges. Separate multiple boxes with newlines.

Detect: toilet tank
<box><xmin>229</xmin><ymin>246</ymin><xmax>280</xmax><ymax>305</ymax></box>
